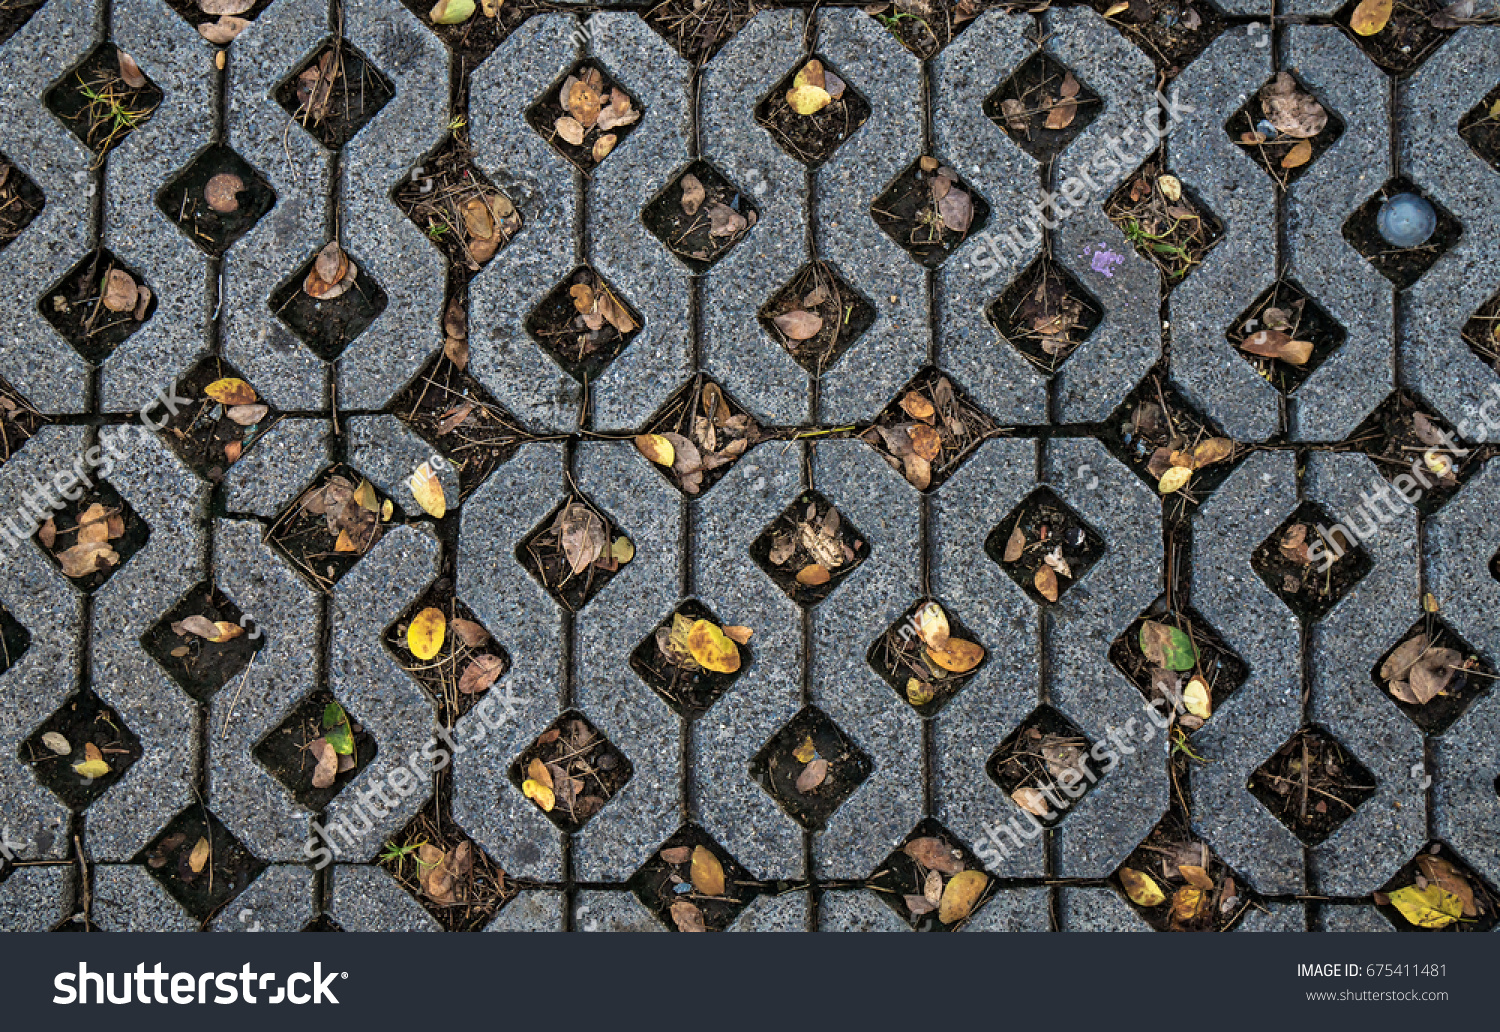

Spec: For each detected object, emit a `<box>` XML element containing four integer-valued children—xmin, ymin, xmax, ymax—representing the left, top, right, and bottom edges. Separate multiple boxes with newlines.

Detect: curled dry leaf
<box><xmin>772</xmin><ymin>309</ymin><xmax>823</xmax><ymax>341</ymax></box>
<box><xmin>1045</xmin><ymin>96</ymin><xmax>1078</xmax><ymax>130</ymax></box>
<box><xmin>927</xmin><ymin>638</ymin><xmax>984</xmax><ymax>674</ymax></box>
<box><xmin>227</xmin><ymin>403</ymin><xmax>267</xmax><ymax>426</ymax></box>
<box><xmin>670</xmin><ymin>900</ymin><xmax>707</xmax><ymax>932</ymax></box>
<box><xmin>554</xmin><ymin>115</ymin><xmax>585</xmax><ymax>147</ymax></box>
<box><xmin>908</xmin><ymin>424</ymin><xmax>942</xmax><ymax>462</ymax></box>
<box><xmin>680</xmin><ymin>174</ymin><xmax>705</xmax><ymax>216</ymax></box>
<box><xmin>903</xmin><ymin>836</ymin><xmax>964</xmax><ymax>875</ymax></box>
<box><xmin>407</xmin><ymin>607</ymin><xmax>446</xmax><ymax>661</ymax></box>
<box><xmin>690</xmin><ymin>845</ymin><xmax>726</xmax><ymax>896</ymax></box>
<box><xmin>458</xmin><ymin>654</ymin><xmax>504</xmax><ymax>694</ymax></box>
<box><xmin>1239</xmin><ymin>329</ymin><xmax>1313</xmax><ymax>366</ymax></box>
<box><xmin>1012</xmin><ymin>786</ymin><xmax>1051</xmax><ymax>817</ymax></box>
<box><xmin>198</xmin><ymin>0</ymin><xmax>253</xmax><ymax>13</ymax></box>
<box><xmin>117</xmin><ymin>51</ymin><xmax>148</xmax><ymax>88</ymax></box>
<box><xmin>938</xmin><ymin>869</ymin><xmax>987</xmax><ymax>924</ymax></box>
<box><xmin>188</xmin><ymin>836</ymin><xmax>211</xmax><ymax>874</ymax></box>
<box><xmin>56</xmin><ymin>541</ymin><xmax>120</xmax><ymax>578</ymax></box>
<box><xmin>1119</xmin><ymin>867</ymin><xmax>1166</xmax><ymax>907</ymax></box>
<box><xmin>310</xmin><ymin>737</ymin><xmax>338</xmax><ymax>788</ymax></box>
<box><xmin>409</xmin><ymin>461</ymin><xmax>446</xmax><ymax>519</ymax></box>
<box><xmin>41</xmin><ymin>731</ymin><xmax>72</xmax><ymax>756</ymax></box>
<box><xmin>592</xmin><ymin>134</ymin><xmax>617</xmax><ymax>163</ymax></box>
<box><xmin>635</xmin><ymin>433</ymin><xmax>676</xmax><ymax>467</ymax></box>
<box><xmin>1003</xmin><ymin>524</ymin><xmax>1025</xmax><ymax>563</ymax></box>
<box><xmin>660</xmin><ymin>846</ymin><xmax>691</xmax><ymax>864</ymax></box>
<box><xmin>1171</xmin><ymin>886</ymin><xmax>1207</xmax><ymax>924</ymax></box>
<box><xmin>566</xmin><ymin>81</ymin><xmax>602</xmax><ymax>128</ymax></box>
<box><xmin>796</xmin><ymin>757</ymin><xmax>829</xmax><ymax>794</ymax></box>
<box><xmin>1033</xmin><ymin>563</ymin><xmax>1059</xmax><ymax>602</ymax></box>
<box><xmin>722</xmin><ymin>625</ymin><xmax>753</xmax><ymax>645</ymax></box>
<box><xmin>915</xmin><ymin>603</ymin><xmax>950</xmax><ymax>650</ymax></box>
<box><xmin>178</xmin><ymin>614</ymin><xmax>220</xmax><ymax>639</ymax></box>
<box><xmin>450</xmin><ymin>618</ymin><xmax>489</xmax><ymax>649</ymax></box>
<box><xmin>1192</xmin><ymin>437</ymin><xmax>1235</xmax><ymax>468</ymax></box>
<box><xmin>1281</xmin><ymin>139</ymin><xmax>1313</xmax><ymax>168</ymax></box>
<box><xmin>900</xmin><ymin>391</ymin><xmax>935</xmax><ymax>421</ymax></box>
<box><xmin>101</xmin><ymin>269</ymin><xmax>138</xmax><ymax>313</ymax></box>
<box><xmin>792</xmin><ymin>735</ymin><xmax>817</xmax><ymax>764</ymax></box>
<box><xmin>199</xmin><ymin>16</ymin><xmax>250</xmax><ymax>43</ymax></box>
<box><xmin>205</xmin><ymin>377</ymin><xmax>257</xmax><ymax>406</ymax></box>
<box><xmin>1179</xmin><ymin>864</ymin><xmax>1215</xmax><ymax>891</ymax></box>
<box><xmin>796</xmin><ymin>563</ymin><xmax>831</xmax><ymax>586</ymax></box>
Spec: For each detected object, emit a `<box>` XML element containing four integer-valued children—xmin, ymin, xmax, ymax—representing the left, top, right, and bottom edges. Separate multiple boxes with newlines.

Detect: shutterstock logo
<box><xmin>53</xmin><ymin>963</ymin><xmax>344</xmax><ymax>1005</ymax></box>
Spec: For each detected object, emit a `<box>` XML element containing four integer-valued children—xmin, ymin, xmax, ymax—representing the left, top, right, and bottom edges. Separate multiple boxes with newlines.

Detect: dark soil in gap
<box><xmin>141</xmin><ymin>580</ymin><xmax>265</xmax><ymax>701</ymax></box>
<box><xmin>0</xmin><ymin>376</ymin><xmax>45</xmax><ymax>464</ymax></box>
<box><xmin>631</xmin><ymin>824</ymin><xmax>758</xmax><ymax>931</ymax></box>
<box><xmin>1251</xmin><ymin>502</ymin><xmax>1371</xmax><ymax>622</ymax></box>
<box><xmin>754</xmin><ymin>56</ymin><xmax>871</xmax><ymax>167</ymax></box>
<box><xmin>630</xmin><ymin>599</ymin><xmax>747</xmax><ymax>719</ymax></box>
<box><xmin>1333</xmin><ymin>0</ymin><xmax>1455</xmax><ymax>75</ymax></box>
<box><xmin>525</xmin><ymin>62</ymin><xmax>644</xmax><ymax>173</ymax></box>
<box><xmin>526</xmin><ymin>266</ymin><xmax>642</xmax><ymax>382</ymax></box>
<box><xmin>156</xmin><ymin>144</ymin><xmax>277</xmax><ymax>257</ymax></box>
<box><xmin>1374</xmin><ymin>841</ymin><xmax>1499</xmax><ymax>932</ymax></box>
<box><xmin>515</xmin><ymin>494</ymin><xmax>629</xmax><ymax>612</ymax></box>
<box><xmin>44</xmin><ymin>43</ymin><xmax>162</xmax><ymax>156</ymax></box>
<box><xmin>35</xmin><ymin>481</ymin><xmax>150</xmax><ymax>593</ymax></box>
<box><xmin>269</xmin><ymin>246</ymin><xmax>388</xmax><ymax>361</ymax></box>
<box><xmin>253</xmin><ymin>689</ymin><xmax>377</xmax><ymax>811</ymax></box>
<box><xmin>158</xmin><ymin>358</ymin><xmax>277</xmax><ymax>482</ymax></box>
<box><xmin>0</xmin><ymin>156</ymin><xmax>43</xmax><ymax>253</ymax></box>
<box><xmin>1108</xmin><ymin>598</ymin><xmax>1248</xmax><ymax>729</ymax></box>
<box><xmin>871</xmin><ymin>159</ymin><xmax>989</xmax><ymax>268</ymax></box>
<box><xmin>1341</xmin><ymin>178</ymin><xmax>1461</xmax><ymax>291</ymax></box>
<box><xmin>160</xmin><ymin>0</ymin><xmax>277</xmax><ymax>30</ymax></box>
<box><xmin>1102</xmin><ymin>372</ymin><xmax>1241</xmax><ymax>512</ymax></box>
<box><xmin>19</xmin><ymin>692</ymin><xmax>142</xmax><ymax>810</ymax></box>
<box><xmin>398</xmin><ymin>0</ymin><xmax>543</xmax><ymax>67</ymax></box>
<box><xmin>0</xmin><ymin>0</ymin><xmax>47</xmax><ymax>46</ymax></box>
<box><xmin>864</xmin><ymin>0</ymin><xmax>981</xmax><ymax>60</ymax></box>
<box><xmin>1226</xmin><ymin>279</ymin><xmax>1346</xmax><ymax>393</ymax></box>
<box><xmin>39</xmin><ymin>249</ymin><xmax>156</xmax><ymax>364</ymax></box>
<box><xmin>867</xmin><ymin>818</ymin><xmax>995</xmax><ymax>931</ymax></box>
<box><xmin>749</xmin><ymin>704</ymin><xmax>872</xmax><ymax>829</ymax></box>
<box><xmin>509</xmin><ymin>711</ymin><xmax>631</xmax><ymax>833</ymax></box>
<box><xmin>1459</xmin><ymin>84</ymin><xmax>1500</xmax><ymax>174</ymax></box>
<box><xmin>138</xmin><ymin>809</ymin><xmax>266</xmax><ymax>921</ymax></box>
<box><xmin>758</xmin><ymin>261</ymin><xmax>875</xmax><ymax>375</ymax></box>
<box><xmin>391</xmin><ymin>350</ymin><xmax>528</xmax><ymax>500</ymax></box>
<box><xmin>1247</xmin><ymin>726</ymin><xmax>1376</xmax><ymax>845</ymax></box>
<box><xmin>1089</xmin><ymin>0</ymin><xmax>1225</xmax><ymax>77</ymax></box>
<box><xmin>0</xmin><ymin>604</ymin><xmax>29</xmax><ymax>676</ymax></box>
<box><xmin>383</xmin><ymin>584</ymin><xmax>510</xmax><ymax>725</ymax></box>
<box><xmin>985</xmin><ymin>704</ymin><xmax>1097</xmax><ymax>827</ymax></box>
<box><xmin>1226</xmin><ymin>78</ymin><xmax>1344</xmax><ymax>189</ymax></box>
<box><xmin>267</xmin><ymin>464</ymin><xmax>397</xmax><ymax>593</ymax></box>
<box><xmin>380</xmin><ymin>785</ymin><xmax>519</xmax><ymax>932</ymax></box>
<box><xmin>1348</xmin><ymin>390</ymin><xmax>1473</xmax><ymax>515</ymax></box>
<box><xmin>1461</xmin><ymin>291</ymin><xmax>1500</xmax><ymax>371</ymax></box>
<box><xmin>749</xmin><ymin>490</ymin><xmax>871</xmax><ymax>607</ymax></box>
<box><xmin>642</xmin><ymin>160</ymin><xmax>757</xmax><ymax>273</ymax></box>
<box><xmin>639</xmin><ymin>377</ymin><xmax>762</xmax><ymax>496</ymax></box>
<box><xmin>1104</xmin><ymin>159</ymin><xmax>1222</xmax><ymax>288</ymax></box>
<box><xmin>1371</xmin><ymin>615</ymin><xmax>1494</xmax><ymax>736</ymax></box>
<box><xmin>986</xmin><ymin>488</ymin><xmax>1104</xmax><ymax>605</ymax></box>
<box><xmin>1114</xmin><ymin>811</ymin><xmax>1254</xmax><ymax>931</ymax></box>
<box><xmin>867</xmin><ymin>599</ymin><xmax>986</xmax><ymax>715</ymax></box>
<box><xmin>393</xmin><ymin>135</ymin><xmax>521</xmax><ymax>271</ymax></box>
<box><xmin>864</xmin><ymin>368</ymin><xmax>997</xmax><ymax>492</ymax></box>
<box><xmin>273</xmin><ymin>39</ymin><xmax>395</xmax><ymax>151</ymax></box>
<box><xmin>643</xmin><ymin>0</ymin><xmax>761</xmax><ymax>67</ymax></box>
<box><xmin>983</xmin><ymin>51</ymin><xmax>1102</xmax><ymax>162</ymax></box>
<box><xmin>986</xmin><ymin>258</ymin><xmax>1102</xmax><ymax>373</ymax></box>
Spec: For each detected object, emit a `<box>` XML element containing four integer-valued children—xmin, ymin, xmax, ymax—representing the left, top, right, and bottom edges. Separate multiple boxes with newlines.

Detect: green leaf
<box><xmin>1140</xmin><ymin>620</ymin><xmax>1199</xmax><ymax>671</ymax></box>
<box><xmin>1388</xmin><ymin>884</ymin><xmax>1463</xmax><ymax>929</ymax></box>
<box><xmin>322</xmin><ymin>701</ymin><xmax>354</xmax><ymax>755</ymax></box>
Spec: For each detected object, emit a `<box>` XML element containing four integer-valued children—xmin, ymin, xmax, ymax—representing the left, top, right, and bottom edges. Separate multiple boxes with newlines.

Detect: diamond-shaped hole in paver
<box><xmin>1113</xmin><ymin>811</ymin><xmax>1256</xmax><ymax>930</ymax></box>
<box><xmin>868</xmin><ymin>599</ymin><xmax>988</xmax><ymax>716</ymax></box>
<box><xmin>0</xmin><ymin>601</ymin><xmax>30</xmax><ymax>677</ymax></box>
<box><xmin>754</xmin><ymin>55</ymin><xmax>871</xmax><ymax>168</ymax></box>
<box><xmin>630</xmin><ymin>599</ymin><xmax>750</xmax><ymax>719</ymax></box>
<box><xmin>156</xmin><ymin>357</ymin><xmax>277</xmax><ymax>483</ymax></box>
<box><xmin>630</xmin><ymin>823</ymin><xmax>757</xmax><ymax>932</ymax></box>
<box><xmin>750</xmin><ymin>489</ymin><xmax>871</xmax><ymax>608</ymax></box>
<box><xmin>509</xmin><ymin>710</ymin><xmax>632</xmax><ymax>834</ymax></box>
<box><xmin>269</xmin><ymin>242</ymin><xmax>388</xmax><ymax>361</ymax></box>
<box><xmin>273</xmin><ymin>39</ymin><xmax>395</xmax><ymax>151</ymax></box>
<box><xmin>398</xmin><ymin>0</ymin><xmax>533</xmax><ymax>63</ymax></box>
<box><xmin>525</xmin><ymin>265</ymin><xmax>643</xmax><ymax>382</ymax></box>
<box><xmin>1086</xmin><ymin>0</ymin><xmax>1225</xmax><ymax>76</ymax></box>
<box><xmin>643</xmin><ymin>0</ymin><xmax>756</xmax><ymax>65</ymax></box>
<box><xmin>986</xmin><ymin>704</ymin><xmax>1099</xmax><ymax>828</ymax></box>
<box><xmin>34</xmin><ymin>478</ymin><xmax>149</xmax><ymax>594</ymax></box>
<box><xmin>1342</xmin><ymin>177</ymin><xmax>1462</xmax><ymax>291</ymax></box>
<box><xmin>157</xmin><ymin>144</ymin><xmax>277</xmax><ymax>257</ymax></box>
<box><xmin>44</xmin><ymin>43</ymin><xmax>162</xmax><ymax>156</ymax></box>
<box><xmin>137</xmin><ymin>807</ymin><xmax>266</xmax><ymax>922</ymax></box>
<box><xmin>1459</xmin><ymin>82</ymin><xmax>1500</xmax><ymax>175</ymax></box>
<box><xmin>637</xmin><ymin>376</ymin><xmax>761</xmax><ymax>497</ymax></box>
<box><xmin>642</xmin><ymin>159</ymin><xmax>758</xmax><ymax>274</ymax></box>
<box><xmin>1334</xmin><ymin>0</ymin><xmax>1455</xmax><ymax>75</ymax></box>
<box><xmin>39</xmin><ymin>248</ymin><xmax>157</xmax><ymax>365</ymax></box>
<box><xmin>1109</xmin><ymin>596</ymin><xmax>1249</xmax><ymax>732</ymax></box>
<box><xmin>862</xmin><ymin>0</ymin><xmax>975</xmax><ymax>60</ymax></box>
<box><xmin>1375</xmin><ymin>841</ymin><xmax>1500</xmax><ymax>932</ymax></box>
<box><xmin>1104</xmin><ymin>155</ymin><xmax>1223</xmax><ymax>289</ymax></box>
<box><xmin>1225</xmin><ymin>72</ymin><xmax>1345</xmax><ymax>188</ymax></box>
<box><xmin>1247</xmin><ymin>725</ymin><xmax>1376</xmax><ymax>846</ymax></box>
<box><xmin>383</xmin><ymin>583</ymin><xmax>510</xmax><ymax>725</ymax></box>
<box><xmin>0</xmin><ymin>0</ymin><xmax>47</xmax><ymax>46</ymax></box>
<box><xmin>1251</xmin><ymin>500</ymin><xmax>1372</xmax><ymax>623</ymax></box>
<box><xmin>1225</xmin><ymin>278</ymin><xmax>1347</xmax><ymax>394</ymax></box>
<box><xmin>19</xmin><ymin>691</ymin><xmax>141</xmax><ymax>811</ymax></box>
<box><xmin>0</xmin><ymin>375</ymin><xmax>46</xmax><ymax>468</ymax></box>
<box><xmin>302</xmin><ymin>914</ymin><xmax>343</xmax><ymax>931</ymax></box>
<box><xmin>526</xmin><ymin>60</ymin><xmax>644</xmax><ymax>173</ymax></box>
<box><xmin>1350</xmin><ymin>389</ymin><xmax>1474</xmax><ymax>516</ymax></box>
<box><xmin>393</xmin><ymin>135</ymin><xmax>521</xmax><ymax>271</ymax></box>
<box><xmin>984</xmin><ymin>50</ymin><xmax>1102</xmax><ymax>162</ymax></box>
<box><xmin>871</xmin><ymin>156</ymin><xmax>990</xmax><ymax>269</ymax></box>
<box><xmin>160</xmin><ymin>0</ymin><xmax>278</xmax><ymax>34</ymax></box>
<box><xmin>750</xmin><ymin>704</ymin><xmax>872</xmax><ymax>831</ymax></box>
<box><xmin>0</xmin><ymin>153</ymin><xmax>44</xmax><ymax>256</ymax></box>
<box><xmin>986</xmin><ymin>255</ymin><xmax>1103</xmax><ymax>374</ymax></box>
<box><xmin>867</xmin><ymin>818</ymin><xmax>995</xmax><ymax>931</ymax></box>
<box><xmin>1461</xmin><ymin>285</ymin><xmax>1500</xmax><ymax>373</ymax></box>
<box><xmin>253</xmin><ymin>688</ymin><xmax>377</xmax><ymax>811</ymax></box>
<box><xmin>1371</xmin><ymin>615</ymin><xmax>1494</xmax><ymax>736</ymax></box>
<box><xmin>379</xmin><ymin>795</ymin><xmax>517</xmax><ymax>931</ymax></box>
<box><xmin>516</xmin><ymin>493</ymin><xmax>632</xmax><ymax>613</ymax></box>
<box><xmin>142</xmin><ymin>579</ymin><xmax>266</xmax><ymax>702</ymax></box>
<box><xmin>267</xmin><ymin>463</ymin><xmax>398</xmax><ymax>593</ymax></box>
<box><xmin>1103</xmin><ymin>370</ymin><xmax>1242</xmax><ymax>509</ymax></box>
<box><xmin>863</xmin><ymin>367</ymin><xmax>997</xmax><ymax>493</ymax></box>
<box><xmin>390</xmin><ymin>350</ymin><xmax>527</xmax><ymax>498</ymax></box>
<box><xmin>757</xmin><ymin>260</ymin><xmax>876</xmax><ymax>375</ymax></box>
<box><xmin>986</xmin><ymin>487</ymin><xmax>1104</xmax><ymax>606</ymax></box>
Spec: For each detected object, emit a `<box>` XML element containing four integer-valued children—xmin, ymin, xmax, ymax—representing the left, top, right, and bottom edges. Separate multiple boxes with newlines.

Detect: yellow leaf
<box><xmin>792</xmin><ymin>735</ymin><xmax>817</xmax><ymax>764</ymax></box>
<box><xmin>381</xmin><ymin>498</ymin><xmax>394</xmax><ymax>522</ymax></box>
<box><xmin>1281</xmin><ymin>139</ymin><xmax>1313</xmax><ymax>168</ymax></box>
<box><xmin>1034</xmin><ymin>563</ymin><xmax>1059</xmax><ymax>602</ymax></box>
<box><xmin>354</xmin><ymin>479</ymin><xmax>379</xmax><ymax>512</ymax></box>
<box><xmin>611</xmin><ymin>537</ymin><xmax>635</xmax><ymax>564</ymax></box>
<box><xmin>1423</xmin><ymin>592</ymin><xmax>1440</xmax><ymax>613</ymax></box>
<box><xmin>1158</xmin><ymin>465</ymin><xmax>1193</xmax><ymax>494</ymax></box>
<box><xmin>409</xmin><ymin>461</ymin><xmax>447</xmax><ymax>519</ymax></box>
<box><xmin>1191</xmin><ymin>437</ymin><xmax>1235</xmax><ymax>468</ymax></box>
<box><xmin>189</xmin><ymin>836</ymin><xmax>211</xmax><ymax>874</ymax></box>
<box><xmin>1104</xmin><ymin>0</ymin><xmax>1129</xmax><ymax>13</ymax></box>
<box><xmin>522</xmin><ymin>778</ymin><xmax>555</xmax><ymax>812</ymax></box>
<box><xmin>914</xmin><ymin>602</ymin><xmax>950</xmax><ymax>649</ymax></box>
<box><xmin>408</xmin><ymin>607</ymin><xmax>446</xmax><ymax>661</ymax></box>
<box><xmin>208</xmin><ymin>621</ymin><xmax>245</xmax><ymax>643</ymax></box>
<box><xmin>1157</xmin><ymin>174</ymin><xmax>1182</xmax><ymax>202</ymax></box>
<box><xmin>937</xmin><ymin>869</ymin><xmax>988</xmax><ymax>924</ymax></box>
<box><xmin>1171</xmin><ymin>885</ymin><xmax>1207</xmax><ymax>924</ymax></box>
<box><xmin>1183</xmin><ymin>676</ymin><xmax>1212</xmax><ymax>719</ymax></box>
<box><xmin>690</xmin><ymin>845</ymin><xmax>725</xmax><ymax>896</ymax></box>
<box><xmin>906</xmin><ymin>679</ymin><xmax>935</xmax><ymax>706</ymax></box>
<box><xmin>334</xmin><ymin>529</ymin><xmax>357</xmax><ymax>553</ymax></box>
<box><xmin>796</xmin><ymin>564</ymin><xmax>831</xmax><ymax>586</ymax></box>
<box><xmin>786</xmin><ymin>83</ymin><xmax>832</xmax><ymax>116</ymax></box>
<box><xmin>686</xmin><ymin>620</ymin><xmax>741</xmax><ymax>674</ymax></box>
<box><xmin>1179</xmin><ymin>864</ymin><xmax>1214</xmax><ymax>891</ymax></box>
<box><xmin>1350</xmin><ymin>0</ymin><xmax>1391</xmax><ymax>34</ymax></box>
<box><xmin>1119</xmin><ymin>867</ymin><xmax>1166</xmax><ymax>907</ymax></box>
<box><xmin>1388</xmin><ymin>883</ymin><xmax>1463</xmax><ymax>929</ymax></box>
<box><xmin>204</xmin><ymin>377</ymin><xmax>257</xmax><ymax>406</ymax></box>
<box><xmin>429</xmin><ymin>0</ymin><xmax>475</xmax><ymax>22</ymax></box>
<box><xmin>72</xmin><ymin>742</ymin><xmax>110</xmax><ymax>779</ymax></box>
<box><xmin>527</xmin><ymin>757</ymin><xmax>553</xmax><ymax>791</ymax></box>
<box><xmin>635</xmin><ymin>433</ymin><xmax>676</xmax><ymax>466</ymax></box>
<box><xmin>927</xmin><ymin>638</ymin><xmax>985</xmax><ymax>674</ymax></box>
